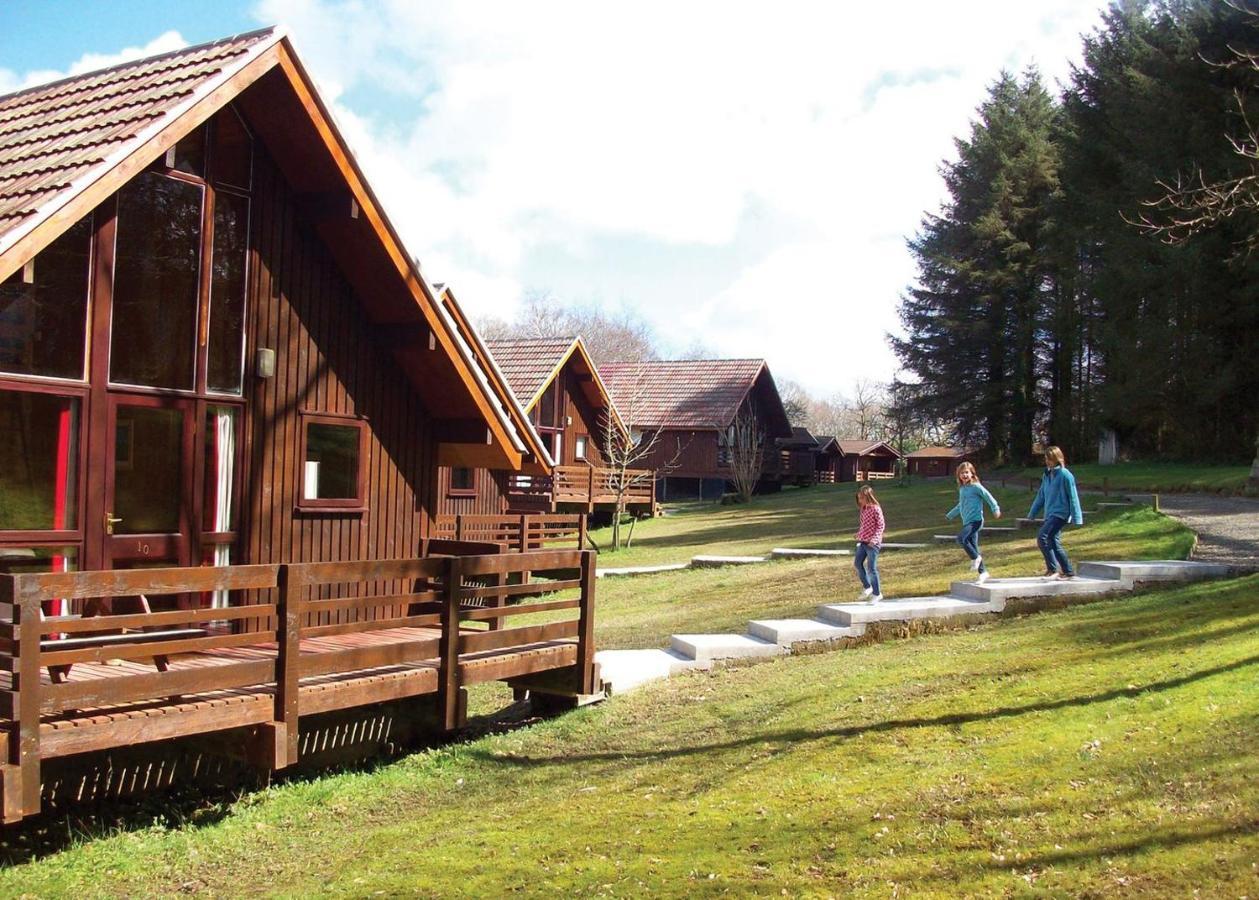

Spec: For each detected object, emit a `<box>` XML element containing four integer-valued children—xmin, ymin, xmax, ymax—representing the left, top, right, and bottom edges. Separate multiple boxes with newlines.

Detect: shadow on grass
<box><xmin>470</xmin><ymin>654</ymin><xmax>1259</xmax><ymax>768</ymax></box>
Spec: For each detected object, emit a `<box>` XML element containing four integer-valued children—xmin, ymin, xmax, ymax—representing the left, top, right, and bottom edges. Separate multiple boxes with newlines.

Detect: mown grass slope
<box><xmin>4</xmin><ymin>576</ymin><xmax>1255</xmax><ymax>897</ymax></box>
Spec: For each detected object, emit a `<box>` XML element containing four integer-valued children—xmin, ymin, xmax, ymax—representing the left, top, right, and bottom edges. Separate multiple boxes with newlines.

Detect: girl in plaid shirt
<box><xmin>854</xmin><ymin>485</ymin><xmax>885</xmax><ymax>602</ymax></box>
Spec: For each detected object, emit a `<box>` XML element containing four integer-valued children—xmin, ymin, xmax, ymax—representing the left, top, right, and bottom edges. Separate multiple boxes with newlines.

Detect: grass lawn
<box><xmin>1016</xmin><ymin>461</ymin><xmax>1254</xmax><ymax>495</ymax></box>
<box><xmin>4</xmin><ymin>575</ymin><xmax>1255</xmax><ymax>896</ymax></box>
<box><xmin>587</xmin><ymin>482</ymin><xmax>1193</xmax><ymax>649</ymax></box>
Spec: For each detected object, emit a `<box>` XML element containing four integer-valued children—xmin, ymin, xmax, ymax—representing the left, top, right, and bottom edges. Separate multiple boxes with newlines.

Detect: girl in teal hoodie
<box><xmin>1028</xmin><ymin>445</ymin><xmax>1085</xmax><ymax>578</ymax></box>
<box><xmin>946</xmin><ymin>461</ymin><xmax>1002</xmax><ymax>583</ymax></box>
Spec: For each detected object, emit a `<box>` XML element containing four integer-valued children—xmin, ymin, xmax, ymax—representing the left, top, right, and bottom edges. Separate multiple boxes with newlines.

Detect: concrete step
<box><xmin>595</xmin><ymin>648</ymin><xmax>709</xmax><ymax>693</ymax></box>
<box><xmin>1096</xmin><ymin>501</ymin><xmax>1135</xmax><ymax>508</ymax></box>
<box><xmin>597</xmin><ymin>563</ymin><xmax>689</xmax><ymax>579</ymax></box>
<box><xmin>866</xmin><ymin>542</ymin><xmax>929</xmax><ymax>550</ymax></box>
<box><xmin>746</xmin><ymin>618</ymin><xmax>865</xmax><ymax>645</ymax></box>
<box><xmin>1077</xmin><ymin>560</ymin><xmax>1233</xmax><ymax>583</ymax></box>
<box><xmin>670</xmin><ymin>633</ymin><xmax>787</xmax><ymax>662</ymax></box>
<box><xmin>690</xmin><ymin>555</ymin><xmax>767</xmax><ymax>568</ymax></box>
<box><xmin>817</xmin><ymin>596</ymin><xmax>993</xmax><ymax>626</ymax></box>
<box><xmin>770</xmin><ymin>547</ymin><xmax>852</xmax><ymax>559</ymax></box>
<box><xmin>951</xmin><ymin>574</ymin><xmax>1123</xmax><ymax>603</ymax></box>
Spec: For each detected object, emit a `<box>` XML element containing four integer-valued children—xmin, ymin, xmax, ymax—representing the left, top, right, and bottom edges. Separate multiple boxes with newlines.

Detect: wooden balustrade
<box><xmin>0</xmin><ymin>549</ymin><xmax>597</xmax><ymax>822</ymax></box>
<box><xmin>508</xmin><ymin>464</ymin><xmax>656</xmax><ymax>511</ymax></box>
<box><xmin>432</xmin><ymin>513</ymin><xmax>588</xmax><ymax>551</ymax></box>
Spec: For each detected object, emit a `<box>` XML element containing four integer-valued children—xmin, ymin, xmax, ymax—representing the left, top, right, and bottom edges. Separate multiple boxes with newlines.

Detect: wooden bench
<box><xmin>41</xmin><ymin>594</ymin><xmax>207</xmax><ymax>683</ymax></box>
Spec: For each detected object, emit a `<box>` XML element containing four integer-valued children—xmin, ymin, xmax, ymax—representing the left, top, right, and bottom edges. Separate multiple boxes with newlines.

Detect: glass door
<box><xmin>104</xmin><ymin>395</ymin><xmax>195</xmax><ymax>572</ymax></box>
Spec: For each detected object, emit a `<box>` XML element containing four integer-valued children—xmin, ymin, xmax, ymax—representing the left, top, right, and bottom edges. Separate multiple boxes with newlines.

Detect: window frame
<box><xmin>574</xmin><ymin>434</ymin><xmax>588</xmax><ymax>461</ymax></box>
<box><xmin>447</xmin><ymin>466</ymin><xmax>477</xmax><ymax>497</ymax></box>
<box><xmin>296</xmin><ymin>411</ymin><xmax>369</xmax><ymax>513</ymax></box>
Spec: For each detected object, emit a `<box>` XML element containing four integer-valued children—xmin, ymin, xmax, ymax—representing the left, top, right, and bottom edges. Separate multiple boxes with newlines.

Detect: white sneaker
<box><xmin>976</xmin><ymin>571</ymin><xmax>990</xmax><ymax>584</ymax></box>
<box><xmin>870</xmin><ymin>594</ymin><xmax>883</xmax><ymax>603</ymax></box>
<box><xmin>972</xmin><ymin>555</ymin><xmax>982</xmax><ymax>572</ymax></box>
<box><xmin>861</xmin><ymin>586</ymin><xmax>873</xmax><ymax>598</ymax></box>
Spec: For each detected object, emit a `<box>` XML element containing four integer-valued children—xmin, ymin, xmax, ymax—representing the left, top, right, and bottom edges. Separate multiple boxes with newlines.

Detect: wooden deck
<box><xmin>0</xmin><ymin>548</ymin><xmax>598</xmax><ymax>822</ymax></box>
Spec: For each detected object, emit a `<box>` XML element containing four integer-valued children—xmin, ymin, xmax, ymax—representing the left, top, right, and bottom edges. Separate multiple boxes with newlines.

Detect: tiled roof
<box><xmin>600</xmin><ymin>358</ymin><xmax>768</xmax><ymax>430</ymax></box>
<box><xmin>907</xmin><ymin>445</ymin><xmax>970</xmax><ymax>458</ymax></box>
<box><xmin>0</xmin><ymin>27</ymin><xmax>280</xmax><ymax>253</ymax></box>
<box><xmin>780</xmin><ymin>426</ymin><xmax>817</xmax><ymax>448</ymax></box>
<box><xmin>484</xmin><ymin>336</ymin><xmax>578</xmax><ymax>408</ymax></box>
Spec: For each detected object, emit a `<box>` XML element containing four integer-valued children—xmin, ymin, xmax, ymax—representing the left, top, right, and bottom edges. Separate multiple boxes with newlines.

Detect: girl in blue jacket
<box><xmin>946</xmin><ymin>461</ymin><xmax>1002</xmax><ymax>583</ymax></box>
<box><xmin>1028</xmin><ymin>445</ymin><xmax>1084</xmax><ymax>578</ymax></box>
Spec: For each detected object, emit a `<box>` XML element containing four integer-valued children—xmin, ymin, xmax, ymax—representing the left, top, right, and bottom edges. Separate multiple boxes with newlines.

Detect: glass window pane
<box><xmin>207</xmin><ymin>192</ymin><xmax>249</xmax><ymax>394</ymax></box>
<box><xmin>304</xmin><ymin>422</ymin><xmax>361</xmax><ymax>500</ymax></box>
<box><xmin>0</xmin><ymin>391</ymin><xmax>79</xmax><ymax>531</ymax></box>
<box><xmin>212</xmin><ymin>108</ymin><xmax>252</xmax><ymax>190</ymax></box>
<box><xmin>170</xmin><ymin>126</ymin><xmax>206</xmax><ymax>178</ymax></box>
<box><xmin>0</xmin><ymin>217</ymin><xmax>91</xmax><ymax>379</ymax></box>
<box><xmin>111</xmin><ymin>172</ymin><xmax>203</xmax><ymax>389</ymax></box>
<box><xmin>114</xmin><ymin>405</ymin><xmax>183</xmax><ymax>533</ymax></box>
<box><xmin>451</xmin><ymin>467</ymin><xmax>474</xmax><ymax>490</ymax></box>
<box><xmin>539</xmin><ymin>383</ymin><xmax>557</xmax><ymax>426</ymax></box>
<box><xmin>203</xmin><ymin>406</ymin><xmax>238</xmax><ymax>531</ymax></box>
<box><xmin>0</xmin><ymin>545</ymin><xmax>78</xmax><ymax>575</ymax></box>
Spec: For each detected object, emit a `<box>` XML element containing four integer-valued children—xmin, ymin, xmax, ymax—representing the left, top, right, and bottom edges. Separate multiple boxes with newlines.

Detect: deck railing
<box><xmin>507</xmin><ymin>465</ymin><xmax>655</xmax><ymax>510</ymax></box>
<box><xmin>432</xmin><ymin>513</ymin><xmax>588</xmax><ymax>551</ymax></box>
<box><xmin>0</xmin><ymin>549</ymin><xmax>596</xmax><ymax>822</ymax></box>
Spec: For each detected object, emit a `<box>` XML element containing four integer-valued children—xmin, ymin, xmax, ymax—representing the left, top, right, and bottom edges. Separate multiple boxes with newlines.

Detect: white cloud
<box><xmin>0</xmin><ymin>31</ymin><xmax>188</xmax><ymax>94</ymax></box>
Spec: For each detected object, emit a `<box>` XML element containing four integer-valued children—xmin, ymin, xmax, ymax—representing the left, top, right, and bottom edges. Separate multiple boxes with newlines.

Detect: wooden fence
<box><xmin>0</xmin><ymin>549</ymin><xmax>596</xmax><ymax>822</ymax></box>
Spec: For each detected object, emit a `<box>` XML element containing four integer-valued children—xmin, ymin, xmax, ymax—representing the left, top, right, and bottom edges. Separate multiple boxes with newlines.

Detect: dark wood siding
<box><xmin>239</xmin><ymin>146</ymin><xmax>435</xmax><ymax>567</ymax></box>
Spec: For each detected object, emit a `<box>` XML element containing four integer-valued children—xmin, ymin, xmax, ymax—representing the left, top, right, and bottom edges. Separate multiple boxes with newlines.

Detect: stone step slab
<box><xmin>951</xmin><ymin>574</ymin><xmax>1122</xmax><ymax>603</ymax></box>
<box><xmin>690</xmin><ymin>555</ymin><xmax>767</xmax><ymax>568</ymax></box>
<box><xmin>595</xmin><ymin>648</ymin><xmax>709</xmax><ymax>694</ymax></box>
<box><xmin>817</xmin><ymin>596</ymin><xmax>993</xmax><ymax>626</ymax></box>
<box><xmin>746</xmin><ymin>618</ymin><xmax>865</xmax><ymax>645</ymax></box>
<box><xmin>597</xmin><ymin>563</ymin><xmax>689</xmax><ymax>579</ymax></box>
<box><xmin>932</xmin><ymin>529</ymin><xmax>1018</xmax><ymax>543</ymax></box>
<box><xmin>866</xmin><ymin>542</ymin><xmax>929</xmax><ymax>550</ymax></box>
<box><xmin>1077</xmin><ymin>560</ymin><xmax>1233</xmax><ymax>583</ymax></box>
<box><xmin>670</xmin><ymin>633</ymin><xmax>788</xmax><ymax>662</ymax></box>
<box><xmin>770</xmin><ymin>547</ymin><xmax>852</xmax><ymax>559</ymax></box>
<box><xmin>1017</xmin><ymin>516</ymin><xmax>1089</xmax><ymax>528</ymax></box>
<box><xmin>1096</xmin><ymin>501</ymin><xmax>1135</xmax><ymax>508</ymax></box>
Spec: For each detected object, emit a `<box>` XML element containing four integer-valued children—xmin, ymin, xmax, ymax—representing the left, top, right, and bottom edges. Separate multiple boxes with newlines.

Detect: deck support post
<box><xmin>437</xmin><ymin>557</ymin><xmax>465</xmax><ymax>731</ymax></box>
<box><xmin>577</xmin><ymin>550</ymin><xmax>597</xmax><ymax>694</ymax></box>
<box><xmin>578</xmin><ymin>515</ymin><xmax>589</xmax><ymax>551</ymax></box>
<box><xmin>274</xmin><ymin>565</ymin><xmax>302</xmax><ymax>768</ymax></box>
<box><xmin>11</xmin><ymin>581</ymin><xmax>42</xmax><ymax>820</ymax></box>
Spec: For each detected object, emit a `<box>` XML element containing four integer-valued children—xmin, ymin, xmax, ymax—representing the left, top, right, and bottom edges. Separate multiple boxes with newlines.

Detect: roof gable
<box><xmin>0</xmin><ymin>29</ymin><xmax>531</xmax><ymax>471</ymax></box>
<box><xmin>485</xmin><ymin>336</ymin><xmax>579</xmax><ymax>407</ymax></box>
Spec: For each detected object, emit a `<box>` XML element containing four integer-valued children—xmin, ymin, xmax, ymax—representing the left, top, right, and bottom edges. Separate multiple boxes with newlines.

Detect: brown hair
<box><xmin>1044</xmin><ymin>445</ymin><xmax>1066</xmax><ymax>468</ymax></box>
<box><xmin>856</xmin><ymin>485</ymin><xmax>880</xmax><ymax>507</ymax></box>
<box><xmin>956</xmin><ymin>461</ymin><xmax>979</xmax><ymax>485</ymax></box>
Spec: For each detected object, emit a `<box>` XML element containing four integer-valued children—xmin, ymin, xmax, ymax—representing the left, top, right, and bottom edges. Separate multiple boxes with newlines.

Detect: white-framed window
<box><xmin>575</xmin><ymin>435</ymin><xmax>588</xmax><ymax>460</ymax></box>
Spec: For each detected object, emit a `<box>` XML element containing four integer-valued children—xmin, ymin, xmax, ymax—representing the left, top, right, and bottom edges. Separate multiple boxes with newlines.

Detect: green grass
<box><xmin>586</xmin><ymin>482</ymin><xmax>1193</xmax><ymax>649</ymax></box>
<box><xmin>4</xmin><ymin>576</ymin><xmax>1255</xmax><ymax>896</ymax></box>
<box><xmin>1016</xmin><ymin>461</ymin><xmax>1254</xmax><ymax>495</ymax></box>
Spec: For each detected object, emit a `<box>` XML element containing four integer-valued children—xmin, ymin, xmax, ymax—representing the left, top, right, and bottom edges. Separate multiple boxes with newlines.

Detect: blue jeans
<box><xmin>957</xmin><ymin>520</ymin><xmax>985</xmax><ymax>573</ymax></box>
<box><xmin>1037</xmin><ymin>515</ymin><xmax>1073</xmax><ymax>575</ymax></box>
<box><xmin>854</xmin><ymin>542</ymin><xmax>881</xmax><ymax>595</ymax></box>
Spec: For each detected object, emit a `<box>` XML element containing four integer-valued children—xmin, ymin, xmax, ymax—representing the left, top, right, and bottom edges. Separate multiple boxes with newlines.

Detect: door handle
<box><xmin>105</xmin><ymin>513</ymin><xmax>123</xmax><ymax>535</ymax></box>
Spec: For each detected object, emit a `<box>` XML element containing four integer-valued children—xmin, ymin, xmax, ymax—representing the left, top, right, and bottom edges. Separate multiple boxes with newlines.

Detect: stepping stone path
<box><xmin>770</xmin><ymin>547</ymin><xmax>851</xmax><ymax>559</ymax></box>
<box><xmin>597</xmin><ymin>563</ymin><xmax>689</xmax><ymax>579</ymax></box>
<box><xmin>690</xmin><ymin>555</ymin><xmax>767</xmax><ymax>569</ymax></box>
<box><xmin>933</xmin><ymin>528</ymin><xmax>1017</xmax><ymax>543</ymax></box>
<box><xmin>595</xmin><ymin>560</ymin><xmax>1233</xmax><ymax>695</ymax></box>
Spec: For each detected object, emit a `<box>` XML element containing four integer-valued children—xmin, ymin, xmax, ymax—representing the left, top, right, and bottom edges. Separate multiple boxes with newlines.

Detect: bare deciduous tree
<box><xmin>723</xmin><ymin>400</ymin><xmax>768</xmax><ymax>503</ymax></box>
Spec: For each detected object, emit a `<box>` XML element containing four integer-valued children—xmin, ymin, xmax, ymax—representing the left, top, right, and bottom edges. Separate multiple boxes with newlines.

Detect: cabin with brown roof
<box><xmin>814</xmin><ymin>438</ymin><xmax>903</xmax><ymax>482</ymax></box>
<box><xmin>433</xmin><ymin>332</ymin><xmax>653</xmax><ymax>523</ymax></box>
<box><xmin>601</xmin><ymin>358</ymin><xmax>794</xmax><ymax>500</ymax></box>
<box><xmin>778</xmin><ymin>426</ymin><xmax>820</xmax><ymax>487</ymax></box>
<box><xmin>906</xmin><ymin>445</ymin><xmax>973</xmax><ymax>478</ymax></box>
<box><xmin>0</xmin><ymin>29</ymin><xmax>599</xmax><ymax>821</ymax></box>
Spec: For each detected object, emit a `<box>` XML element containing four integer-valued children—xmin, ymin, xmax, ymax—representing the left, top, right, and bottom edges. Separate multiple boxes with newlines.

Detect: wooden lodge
<box><xmin>814</xmin><ymin>438</ymin><xmax>903</xmax><ymax>483</ymax></box>
<box><xmin>0</xmin><ymin>30</ymin><xmax>599</xmax><ymax>821</ymax></box>
<box><xmin>600</xmin><ymin>359</ymin><xmax>794</xmax><ymax>500</ymax></box>
<box><xmin>906</xmin><ymin>445</ymin><xmax>973</xmax><ymax>478</ymax></box>
<box><xmin>777</xmin><ymin>426</ymin><xmax>820</xmax><ymax>488</ymax></box>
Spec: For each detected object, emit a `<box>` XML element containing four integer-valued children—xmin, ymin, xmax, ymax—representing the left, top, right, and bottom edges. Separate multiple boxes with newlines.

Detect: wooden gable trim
<box><xmin>520</xmin><ymin>338</ymin><xmax>629</xmax><ymax>445</ymax></box>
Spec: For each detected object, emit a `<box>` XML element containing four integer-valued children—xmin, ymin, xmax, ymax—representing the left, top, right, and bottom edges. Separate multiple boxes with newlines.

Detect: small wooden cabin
<box><xmin>777</xmin><ymin>427</ymin><xmax>820</xmax><ymax>487</ymax></box>
<box><xmin>906</xmin><ymin>445</ymin><xmax>973</xmax><ymax>478</ymax></box>
<box><xmin>814</xmin><ymin>438</ymin><xmax>902</xmax><ymax>482</ymax></box>
<box><xmin>601</xmin><ymin>359</ymin><xmax>794</xmax><ymax>500</ymax></box>
<box><xmin>0</xmin><ymin>30</ymin><xmax>598</xmax><ymax>821</ymax></box>
<box><xmin>434</xmin><ymin>333</ymin><xmax>652</xmax><ymax>523</ymax></box>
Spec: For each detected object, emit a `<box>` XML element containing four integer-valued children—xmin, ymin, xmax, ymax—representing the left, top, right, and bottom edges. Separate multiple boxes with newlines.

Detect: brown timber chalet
<box><xmin>0</xmin><ymin>29</ymin><xmax>598</xmax><ymax>821</ymax></box>
<box><xmin>601</xmin><ymin>358</ymin><xmax>793</xmax><ymax>501</ymax></box>
<box><xmin>813</xmin><ymin>437</ymin><xmax>903</xmax><ymax>482</ymax></box>
<box><xmin>906</xmin><ymin>445</ymin><xmax>973</xmax><ymax>478</ymax></box>
<box><xmin>435</xmin><ymin>333</ymin><xmax>654</xmax><ymax>526</ymax></box>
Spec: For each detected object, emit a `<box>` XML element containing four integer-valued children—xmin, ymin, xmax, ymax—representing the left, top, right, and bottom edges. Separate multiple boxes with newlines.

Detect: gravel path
<box><xmin>1156</xmin><ymin>494</ymin><xmax>1259</xmax><ymax>567</ymax></box>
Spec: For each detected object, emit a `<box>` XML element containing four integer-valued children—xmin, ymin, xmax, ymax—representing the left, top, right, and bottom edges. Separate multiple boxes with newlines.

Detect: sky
<box><xmin>0</xmin><ymin>0</ymin><xmax>1113</xmax><ymax>399</ymax></box>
